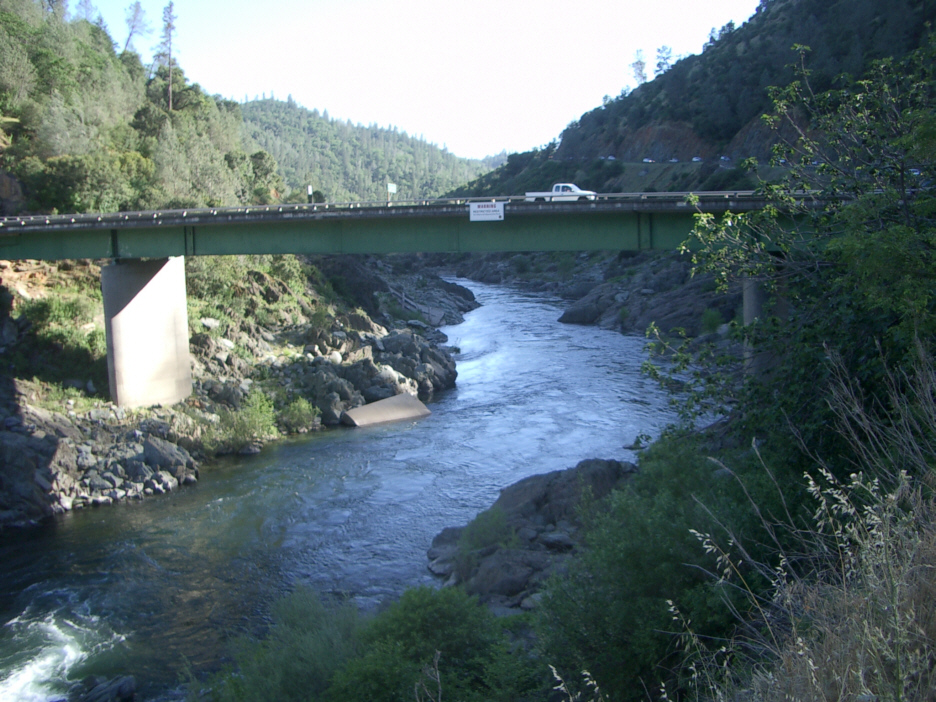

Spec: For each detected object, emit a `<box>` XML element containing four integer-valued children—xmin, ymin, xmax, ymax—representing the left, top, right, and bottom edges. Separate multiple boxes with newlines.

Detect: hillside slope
<box><xmin>0</xmin><ymin>1</ymin><xmax>494</xmax><ymax>215</ymax></box>
<box><xmin>453</xmin><ymin>0</ymin><xmax>935</xmax><ymax>196</ymax></box>
<box><xmin>241</xmin><ymin>99</ymin><xmax>501</xmax><ymax>202</ymax></box>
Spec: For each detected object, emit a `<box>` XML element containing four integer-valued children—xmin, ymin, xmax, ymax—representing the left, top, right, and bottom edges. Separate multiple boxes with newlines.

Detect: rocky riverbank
<box><xmin>426</xmin><ymin>458</ymin><xmax>638</xmax><ymax>614</ymax></box>
<box><xmin>1</xmin><ymin>249</ymin><xmax>741</xmax><ymax>531</ymax></box>
<box><xmin>443</xmin><ymin>250</ymin><xmax>742</xmax><ymax>338</ymax></box>
<box><xmin>0</xmin><ymin>256</ymin><xmax>478</xmax><ymax>533</ymax></box>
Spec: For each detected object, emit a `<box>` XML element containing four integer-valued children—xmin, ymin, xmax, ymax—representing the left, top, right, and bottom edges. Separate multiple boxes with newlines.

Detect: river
<box><xmin>0</xmin><ymin>279</ymin><xmax>679</xmax><ymax>701</ymax></box>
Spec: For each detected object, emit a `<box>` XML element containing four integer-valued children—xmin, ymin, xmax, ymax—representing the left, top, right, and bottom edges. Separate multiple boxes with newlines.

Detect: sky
<box><xmin>85</xmin><ymin>0</ymin><xmax>762</xmax><ymax>160</ymax></box>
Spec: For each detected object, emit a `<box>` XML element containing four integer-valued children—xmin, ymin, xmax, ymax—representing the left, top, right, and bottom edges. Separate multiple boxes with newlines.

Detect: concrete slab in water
<box><xmin>340</xmin><ymin>393</ymin><xmax>431</xmax><ymax>427</ymax></box>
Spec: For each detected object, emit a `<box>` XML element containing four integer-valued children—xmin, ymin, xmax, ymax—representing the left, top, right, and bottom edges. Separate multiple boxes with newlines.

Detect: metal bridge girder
<box><xmin>0</xmin><ymin>196</ymin><xmax>768</xmax><ymax>260</ymax></box>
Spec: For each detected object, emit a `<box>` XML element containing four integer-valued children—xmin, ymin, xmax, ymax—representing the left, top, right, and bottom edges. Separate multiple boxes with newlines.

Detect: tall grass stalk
<box><xmin>675</xmin><ymin>345</ymin><xmax>936</xmax><ymax>701</ymax></box>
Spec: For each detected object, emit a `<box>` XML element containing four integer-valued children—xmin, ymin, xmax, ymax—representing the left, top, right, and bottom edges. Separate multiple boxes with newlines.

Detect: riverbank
<box><xmin>406</xmin><ymin>249</ymin><xmax>742</xmax><ymax>339</ymax></box>
<box><xmin>0</xmin><ymin>255</ymin><xmax>478</xmax><ymax>533</ymax></box>
<box><xmin>426</xmin><ymin>457</ymin><xmax>638</xmax><ymax>615</ymax></box>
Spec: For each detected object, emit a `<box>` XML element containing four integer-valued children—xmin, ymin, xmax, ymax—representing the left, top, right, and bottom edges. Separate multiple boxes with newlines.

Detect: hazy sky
<box><xmin>87</xmin><ymin>0</ymin><xmax>761</xmax><ymax>159</ymax></box>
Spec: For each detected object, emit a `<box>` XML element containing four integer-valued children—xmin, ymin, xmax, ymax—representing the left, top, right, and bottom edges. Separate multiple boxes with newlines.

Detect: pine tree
<box><xmin>123</xmin><ymin>1</ymin><xmax>151</xmax><ymax>53</ymax></box>
<box><xmin>631</xmin><ymin>50</ymin><xmax>647</xmax><ymax>85</ymax></box>
<box><xmin>157</xmin><ymin>1</ymin><xmax>177</xmax><ymax>110</ymax></box>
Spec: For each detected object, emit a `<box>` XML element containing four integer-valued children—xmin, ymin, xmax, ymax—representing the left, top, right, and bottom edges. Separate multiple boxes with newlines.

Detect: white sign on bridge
<box><xmin>469</xmin><ymin>201</ymin><xmax>504</xmax><ymax>222</ymax></box>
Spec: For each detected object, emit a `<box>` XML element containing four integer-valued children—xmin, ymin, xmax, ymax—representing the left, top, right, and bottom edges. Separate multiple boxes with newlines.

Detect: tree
<box><xmin>75</xmin><ymin>0</ymin><xmax>96</xmax><ymax>21</ymax></box>
<box><xmin>630</xmin><ymin>49</ymin><xmax>647</xmax><ymax>86</ymax></box>
<box><xmin>654</xmin><ymin>45</ymin><xmax>672</xmax><ymax>76</ymax></box>
<box><xmin>123</xmin><ymin>1</ymin><xmax>151</xmax><ymax>53</ymax></box>
<box><xmin>42</xmin><ymin>0</ymin><xmax>66</xmax><ymax>15</ymax></box>
<box><xmin>156</xmin><ymin>1</ymin><xmax>176</xmax><ymax>110</ymax></box>
<box><xmin>677</xmin><ymin>38</ymin><xmax>936</xmax><ymax>438</ymax></box>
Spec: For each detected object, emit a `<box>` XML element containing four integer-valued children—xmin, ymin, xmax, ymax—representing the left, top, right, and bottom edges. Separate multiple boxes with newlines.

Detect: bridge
<box><xmin>0</xmin><ymin>191</ymin><xmax>769</xmax><ymax>408</ymax></box>
<box><xmin>0</xmin><ymin>191</ymin><xmax>766</xmax><ymax>260</ymax></box>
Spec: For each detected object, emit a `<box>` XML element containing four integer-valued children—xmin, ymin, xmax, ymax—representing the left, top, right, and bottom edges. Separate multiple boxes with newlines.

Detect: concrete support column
<box><xmin>742</xmin><ymin>276</ymin><xmax>767</xmax><ymax>327</ymax></box>
<box><xmin>742</xmin><ymin>272</ymin><xmax>788</xmax><ymax>377</ymax></box>
<box><xmin>742</xmin><ymin>276</ymin><xmax>768</xmax><ymax>376</ymax></box>
<box><xmin>101</xmin><ymin>257</ymin><xmax>192</xmax><ymax>408</ymax></box>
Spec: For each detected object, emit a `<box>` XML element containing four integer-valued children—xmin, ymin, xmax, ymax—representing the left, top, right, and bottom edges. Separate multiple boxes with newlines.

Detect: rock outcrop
<box><xmin>428</xmin><ymin>458</ymin><xmax>637</xmax><ymax>613</ymax></box>
<box><xmin>0</xmin><ymin>395</ymin><xmax>199</xmax><ymax>530</ymax></box>
<box><xmin>559</xmin><ymin>252</ymin><xmax>742</xmax><ymax>337</ymax></box>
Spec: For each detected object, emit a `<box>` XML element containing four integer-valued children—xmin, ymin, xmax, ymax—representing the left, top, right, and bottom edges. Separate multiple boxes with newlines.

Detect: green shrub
<box><xmin>536</xmin><ymin>433</ymin><xmax>791</xmax><ymax>700</ymax></box>
<box><xmin>308</xmin><ymin>305</ymin><xmax>331</xmax><ymax>333</ymax></box>
<box><xmin>700</xmin><ymin>307</ymin><xmax>723</xmax><ymax>334</ymax></box>
<box><xmin>11</xmin><ymin>293</ymin><xmax>108</xmax><ymax>391</ymax></box>
<box><xmin>279</xmin><ymin>397</ymin><xmax>319</xmax><ymax>433</ymax></box>
<box><xmin>206</xmin><ymin>390</ymin><xmax>279</xmax><ymax>452</ymax></box>
<box><xmin>675</xmin><ymin>349</ymin><xmax>936</xmax><ymax>700</ymax></box>
<box><xmin>326</xmin><ymin>587</ymin><xmax>540</xmax><ymax>702</ymax></box>
<box><xmin>204</xmin><ymin>587</ymin><xmax>362</xmax><ymax>702</ymax></box>
<box><xmin>267</xmin><ymin>255</ymin><xmax>310</xmax><ymax>293</ymax></box>
<box><xmin>21</xmin><ymin>295</ymin><xmax>96</xmax><ymax>326</ymax></box>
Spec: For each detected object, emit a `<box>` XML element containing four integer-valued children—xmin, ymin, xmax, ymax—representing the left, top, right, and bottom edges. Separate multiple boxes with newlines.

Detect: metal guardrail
<box><xmin>0</xmin><ymin>191</ymin><xmax>774</xmax><ymax>233</ymax></box>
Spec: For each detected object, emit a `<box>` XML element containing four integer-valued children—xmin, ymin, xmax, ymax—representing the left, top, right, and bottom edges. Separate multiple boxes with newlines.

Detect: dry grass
<box><xmin>674</xmin><ymin>344</ymin><xmax>936</xmax><ymax>702</ymax></box>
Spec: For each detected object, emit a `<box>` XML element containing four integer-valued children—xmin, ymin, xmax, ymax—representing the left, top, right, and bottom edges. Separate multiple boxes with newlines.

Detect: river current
<box><xmin>0</xmin><ymin>279</ymin><xmax>679</xmax><ymax>701</ymax></box>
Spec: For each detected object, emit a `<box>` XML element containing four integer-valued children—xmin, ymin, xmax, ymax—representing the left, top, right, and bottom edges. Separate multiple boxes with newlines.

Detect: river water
<box><xmin>0</xmin><ymin>279</ymin><xmax>679</xmax><ymax>701</ymax></box>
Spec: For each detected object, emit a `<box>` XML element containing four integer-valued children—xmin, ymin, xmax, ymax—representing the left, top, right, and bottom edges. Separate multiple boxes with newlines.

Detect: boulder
<box><xmin>73</xmin><ymin>675</ymin><xmax>136</xmax><ymax>702</ymax></box>
<box><xmin>143</xmin><ymin>436</ymin><xmax>194</xmax><ymax>472</ymax></box>
<box><xmin>558</xmin><ymin>301</ymin><xmax>603</xmax><ymax>325</ymax></box>
<box><xmin>492</xmin><ymin>458</ymin><xmax>637</xmax><ymax>528</ymax></box>
<box><xmin>428</xmin><ymin>458</ymin><xmax>638</xmax><ymax>606</ymax></box>
<box><xmin>468</xmin><ymin>549</ymin><xmax>540</xmax><ymax>597</ymax></box>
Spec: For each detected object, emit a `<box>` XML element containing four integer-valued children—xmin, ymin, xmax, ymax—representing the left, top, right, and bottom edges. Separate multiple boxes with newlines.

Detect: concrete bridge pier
<box><xmin>101</xmin><ymin>256</ymin><xmax>193</xmax><ymax>408</ymax></box>
<box><xmin>742</xmin><ymin>270</ymin><xmax>789</xmax><ymax>377</ymax></box>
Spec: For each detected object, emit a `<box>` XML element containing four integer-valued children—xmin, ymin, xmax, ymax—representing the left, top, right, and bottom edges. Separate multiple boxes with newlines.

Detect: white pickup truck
<box><xmin>524</xmin><ymin>183</ymin><xmax>597</xmax><ymax>202</ymax></box>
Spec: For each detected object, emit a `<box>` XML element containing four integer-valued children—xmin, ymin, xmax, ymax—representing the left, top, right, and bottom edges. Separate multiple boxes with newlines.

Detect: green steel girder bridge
<box><xmin>0</xmin><ymin>190</ymin><xmax>766</xmax><ymax>260</ymax></box>
<box><xmin>0</xmin><ymin>190</ymin><xmax>769</xmax><ymax>409</ymax></box>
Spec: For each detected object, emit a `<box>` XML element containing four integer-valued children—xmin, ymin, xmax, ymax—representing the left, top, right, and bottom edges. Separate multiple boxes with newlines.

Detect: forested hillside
<box><xmin>242</xmin><ymin>99</ymin><xmax>502</xmax><ymax>202</ymax></box>
<box><xmin>0</xmin><ymin>0</ymin><xmax>491</xmax><ymax>215</ymax></box>
<box><xmin>454</xmin><ymin>0</ymin><xmax>936</xmax><ymax>196</ymax></box>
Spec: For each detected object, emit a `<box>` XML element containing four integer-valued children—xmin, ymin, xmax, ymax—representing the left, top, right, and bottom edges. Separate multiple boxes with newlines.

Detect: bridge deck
<box><xmin>0</xmin><ymin>191</ymin><xmax>771</xmax><ymax>260</ymax></box>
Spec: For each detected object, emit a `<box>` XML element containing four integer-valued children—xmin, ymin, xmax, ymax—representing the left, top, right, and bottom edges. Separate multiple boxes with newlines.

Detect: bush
<box><xmin>674</xmin><ymin>346</ymin><xmax>936</xmax><ymax>701</ymax></box>
<box><xmin>203</xmin><ymin>587</ymin><xmax>362</xmax><ymax>702</ymax></box>
<box><xmin>11</xmin><ymin>293</ymin><xmax>108</xmax><ymax>392</ymax></box>
<box><xmin>21</xmin><ymin>295</ymin><xmax>96</xmax><ymax>326</ymax></box>
<box><xmin>327</xmin><ymin>587</ymin><xmax>540</xmax><ymax>702</ymax></box>
<box><xmin>278</xmin><ymin>396</ymin><xmax>319</xmax><ymax>433</ymax></box>
<box><xmin>206</xmin><ymin>390</ymin><xmax>279</xmax><ymax>452</ymax></box>
<box><xmin>700</xmin><ymin>307</ymin><xmax>723</xmax><ymax>334</ymax></box>
<box><xmin>536</xmin><ymin>433</ymin><xmax>793</xmax><ymax>700</ymax></box>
